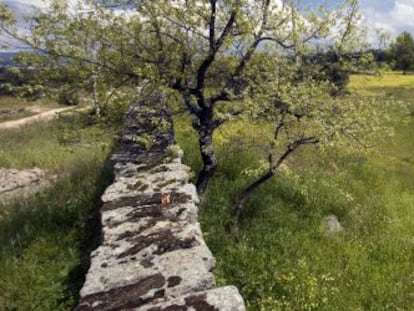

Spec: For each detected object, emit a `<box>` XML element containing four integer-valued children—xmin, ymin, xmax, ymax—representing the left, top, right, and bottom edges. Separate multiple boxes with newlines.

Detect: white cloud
<box><xmin>13</xmin><ymin>0</ymin><xmax>47</xmax><ymax>7</ymax></box>
<box><xmin>0</xmin><ymin>0</ymin><xmax>93</xmax><ymax>51</ymax></box>
<box><xmin>361</xmin><ymin>0</ymin><xmax>414</xmax><ymax>43</ymax></box>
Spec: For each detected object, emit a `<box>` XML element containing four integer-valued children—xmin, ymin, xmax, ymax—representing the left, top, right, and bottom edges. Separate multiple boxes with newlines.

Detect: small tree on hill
<box><xmin>391</xmin><ymin>31</ymin><xmax>414</xmax><ymax>74</ymax></box>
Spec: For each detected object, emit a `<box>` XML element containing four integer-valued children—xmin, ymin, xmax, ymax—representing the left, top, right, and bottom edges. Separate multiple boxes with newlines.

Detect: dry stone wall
<box><xmin>76</xmin><ymin>95</ymin><xmax>245</xmax><ymax>310</ymax></box>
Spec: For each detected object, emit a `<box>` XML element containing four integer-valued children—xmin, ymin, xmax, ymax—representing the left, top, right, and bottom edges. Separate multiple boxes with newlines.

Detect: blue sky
<box><xmin>359</xmin><ymin>0</ymin><xmax>414</xmax><ymax>38</ymax></box>
<box><xmin>2</xmin><ymin>0</ymin><xmax>414</xmax><ymax>50</ymax></box>
<box><xmin>300</xmin><ymin>0</ymin><xmax>414</xmax><ymax>44</ymax></box>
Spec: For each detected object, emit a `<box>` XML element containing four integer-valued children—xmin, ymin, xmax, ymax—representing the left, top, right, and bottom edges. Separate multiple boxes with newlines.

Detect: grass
<box><xmin>1</xmin><ymin>71</ymin><xmax>412</xmax><ymax>310</ymax></box>
<box><xmin>175</xmin><ymin>71</ymin><xmax>414</xmax><ymax>310</ymax></box>
<box><xmin>350</xmin><ymin>73</ymin><xmax>414</xmax><ymax>106</ymax></box>
<box><xmin>0</xmin><ymin>114</ymin><xmax>115</xmax><ymax>172</ymax></box>
<box><xmin>0</xmin><ymin>163</ymin><xmax>112</xmax><ymax>311</ymax></box>
<box><xmin>0</xmin><ymin>108</ymin><xmax>118</xmax><ymax>310</ymax></box>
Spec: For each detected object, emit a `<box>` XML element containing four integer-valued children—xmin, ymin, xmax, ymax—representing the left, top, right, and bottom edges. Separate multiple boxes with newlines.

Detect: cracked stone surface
<box><xmin>76</xmin><ymin>95</ymin><xmax>245</xmax><ymax>310</ymax></box>
<box><xmin>140</xmin><ymin>286</ymin><xmax>246</xmax><ymax>311</ymax></box>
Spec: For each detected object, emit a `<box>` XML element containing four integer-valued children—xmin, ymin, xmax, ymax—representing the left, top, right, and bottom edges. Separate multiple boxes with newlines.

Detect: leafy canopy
<box><xmin>390</xmin><ymin>31</ymin><xmax>414</xmax><ymax>74</ymax></box>
<box><xmin>0</xmin><ymin>0</ymin><xmax>387</xmax><ymax>195</ymax></box>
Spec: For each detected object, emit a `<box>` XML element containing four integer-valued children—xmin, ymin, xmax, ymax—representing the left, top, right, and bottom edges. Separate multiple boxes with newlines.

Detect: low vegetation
<box><xmin>0</xmin><ymin>113</ymin><xmax>116</xmax><ymax>171</ymax></box>
<box><xmin>0</xmin><ymin>108</ymin><xmax>118</xmax><ymax>310</ymax></box>
<box><xmin>350</xmin><ymin>73</ymin><xmax>414</xmax><ymax>115</ymax></box>
<box><xmin>175</xmin><ymin>72</ymin><xmax>414</xmax><ymax>310</ymax></box>
<box><xmin>0</xmin><ymin>71</ymin><xmax>413</xmax><ymax>310</ymax></box>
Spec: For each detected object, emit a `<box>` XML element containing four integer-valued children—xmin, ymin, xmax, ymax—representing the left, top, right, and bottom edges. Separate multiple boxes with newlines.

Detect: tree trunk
<box><xmin>233</xmin><ymin>170</ymin><xmax>274</xmax><ymax>222</ymax></box>
<box><xmin>91</xmin><ymin>72</ymin><xmax>103</xmax><ymax>117</ymax></box>
<box><xmin>195</xmin><ymin>108</ymin><xmax>218</xmax><ymax>195</ymax></box>
<box><xmin>230</xmin><ymin>135</ymin><xmax>317</xmax><ymax>227</ymax></box>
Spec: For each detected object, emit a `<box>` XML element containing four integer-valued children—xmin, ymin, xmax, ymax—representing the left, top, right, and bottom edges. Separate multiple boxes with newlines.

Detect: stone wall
<box><xmin>76</xmin><ymin>95</ymin><xmax>245</xmax><ymax>310</ymax></box>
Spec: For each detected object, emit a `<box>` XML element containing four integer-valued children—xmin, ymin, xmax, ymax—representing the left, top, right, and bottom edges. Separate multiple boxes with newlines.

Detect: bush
<box><xmin>57</xmin><ymin>88</ymin><xmax>79</xmax><ymax>106</ymax></box>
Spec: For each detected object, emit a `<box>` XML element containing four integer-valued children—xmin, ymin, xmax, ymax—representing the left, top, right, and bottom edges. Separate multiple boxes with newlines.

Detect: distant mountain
<box><xmin>0</xmin><ymin>52</ymin><xmax>19</xmax><ymax>67</ymax></box>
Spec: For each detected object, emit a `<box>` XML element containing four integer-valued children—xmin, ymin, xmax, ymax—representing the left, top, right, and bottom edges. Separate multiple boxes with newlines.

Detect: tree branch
<box><xmin>195</xmin><ymin>3</ymin><xmax>238</xmax><ymax>106</ymax></box>
<box><xmin>209</xmin><ymin>0</ymin><xmax>217</xmax><ymax>52</ymax></box>
<box><xmin>232</xmin><ymin>0</ymin><xmax>271</xmax><ymax>79</ymax></box>
<box><xmin>233</xmin><ymin>135</ymin><xmax>319</xmax><ymax>223</ymax></box>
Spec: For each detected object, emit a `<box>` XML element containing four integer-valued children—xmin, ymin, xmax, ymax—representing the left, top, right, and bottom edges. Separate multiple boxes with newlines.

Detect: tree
<box><xmin>391</xmin><ymin>31</ymin><xmax>414</xmax><ymax>74</ymax></box>
<box><xmin>232</xmin><ymin>55</ymin><xmax>387</xmax><ymax>222</ymax></box>
<box><xmin>0</xmin><ymin>0</ymin><xmax>375</xmax><ymax>195</ymax></box>
<box><xmin>376</xmin><ymin>28</ymin><xmax>391</xmax><ymax>51</ymax></box>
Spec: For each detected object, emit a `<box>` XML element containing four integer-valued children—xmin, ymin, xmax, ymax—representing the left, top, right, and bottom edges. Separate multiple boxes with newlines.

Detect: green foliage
<box><xmin>0</xmin><ymin>1</ymin><xmax>143</xmax><ymax>114</ymax></box>
<box><xmin>0</xmin><ymin>66</ymin><xmax>45</xmax><ymax>98</ymax></box>
<box><xmin>1</xmin><ymin>0</ymin><xmax>376</xmax><ymax>194</ymax></box>
<box><xmin>175</xmin><ymin>72</ymin><xmax>414</xmax><ymax>310</ymax></box>
<box><xmin>390</xmin><ymin>31</ymin><xmax>414</xmax><ymax>74</ymax></box>
<box><xmin>131</xmin><ymin>133</ymin><xmax>155</xmax><ymax>151</ymax></box>
<box><xmin>235</xmin><ymin>56</ymin><xmax>389</xmax><ymax>208</ymax></box>
<box><xmin>57</xmin><ymin>87</ymin><xmax>79</xmax><ymax>106</ymax></box>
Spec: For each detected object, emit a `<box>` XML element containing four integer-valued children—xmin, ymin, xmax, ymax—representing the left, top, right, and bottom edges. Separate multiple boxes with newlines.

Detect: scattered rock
<box><xmin>0</xmin><ymin>167</ymin><xmax>50</xmax><ymax>202</ymax></box>
<box><xmin>324</xmin><ymin>214</ymin><xmax>343</xmax><ymax>234</ymax></box>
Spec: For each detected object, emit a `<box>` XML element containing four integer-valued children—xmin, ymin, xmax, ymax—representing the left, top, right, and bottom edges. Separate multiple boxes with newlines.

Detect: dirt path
<box><xmin>0</xmin><ymin>106</ymin><xmax>89</xmax><ymax>130</ymax></box>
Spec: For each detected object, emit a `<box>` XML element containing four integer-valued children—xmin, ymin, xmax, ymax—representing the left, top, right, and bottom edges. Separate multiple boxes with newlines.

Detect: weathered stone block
<box><xmin>76</xmin><ymin>98</ymin><xmax>245</xmax><ymax>311</ymax></box>
<box><xmin>140</xmin><ymin>286</ymin><xmax>246</xmax><ymax>311</ymax></box>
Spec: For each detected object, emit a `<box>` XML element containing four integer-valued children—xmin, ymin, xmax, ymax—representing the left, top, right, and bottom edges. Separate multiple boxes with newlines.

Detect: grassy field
<box><xmin>0</xmin><ymin>72</ymin><xmax>412</xmax><ymax>310</ymax></box>
<box><xmin>0</xmin><ymin>115</ymin><xmax>114</xmax><ymax>172</ymax></box>
<box><xmin>350</xmin><ymin>73</ymin><xmax>414</xmax><ymax>110</ymax></box>
<box><xmin>176</xmin><ymin>72</ymin><xmax>414</xmax><ymax>310</ymax></box>
<box><xmin>0</xmin><ymin>109</ymin><xmax>117</xmax><ymax>310</ymax></box>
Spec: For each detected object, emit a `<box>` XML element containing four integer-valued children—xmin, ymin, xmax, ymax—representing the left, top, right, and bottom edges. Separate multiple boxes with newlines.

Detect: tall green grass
<box><xmin>0</xmin><ymin>114</ymin><xmax>116</xmax><ymax>171</ymax></box>
<box><xmin>175</xmin><ymin>73</ymin><xmax>414</xmax><ymax>310</ymax></box>
<box><xmin>0</xmin><ymin>114</ymin><xmax>117</xmax><ymax>310</ymax></box>
<box><xmin>0</xmin><ymin>163</ymin><xmax>112</xmax><ymax>311</ymax></box>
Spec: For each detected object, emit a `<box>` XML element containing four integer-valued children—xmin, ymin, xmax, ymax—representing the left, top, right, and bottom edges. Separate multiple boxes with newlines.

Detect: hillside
<box><xmin>0</xmin><ymin>52</ymin><xmax>18</xmax><ymax>67</ymax></box>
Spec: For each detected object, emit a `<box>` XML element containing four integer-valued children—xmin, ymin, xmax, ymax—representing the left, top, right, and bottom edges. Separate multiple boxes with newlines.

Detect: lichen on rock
<box><xmin>76</xmin><ymin>96</ymin><xmax>245</xmax><ymax>310</ymax></box>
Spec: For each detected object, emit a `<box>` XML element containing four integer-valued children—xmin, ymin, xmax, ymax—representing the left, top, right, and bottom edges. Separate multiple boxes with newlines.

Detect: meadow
<box><xmin>0</xmin><ymin>114</ymin><xmax>118</xmax><ymax>310</ymax></box>
<box><xmin>176</xmin><ymin>73</ymin><xmax>414</xmax><ymax>310</ymax></box>
<box><xmin>0</xmin><ymin>72</ymin><xmax>412</xmax><ymax>310</ymax></box>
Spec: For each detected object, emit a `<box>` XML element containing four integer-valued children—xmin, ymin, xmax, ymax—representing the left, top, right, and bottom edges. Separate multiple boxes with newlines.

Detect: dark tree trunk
<box><xmin>195</xmin><ymin>107</ymin><xmax>218</xmax><ymax>195</ymax></box>
<box><xmin>233</xmin><ymin>170</ymin><xmax>274</xmax><ymax>222</ymax></box>
<box><xmin>231</xmin><ymin>136</ymin><xmax>318</xmax><ymax>225</ymax></box>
